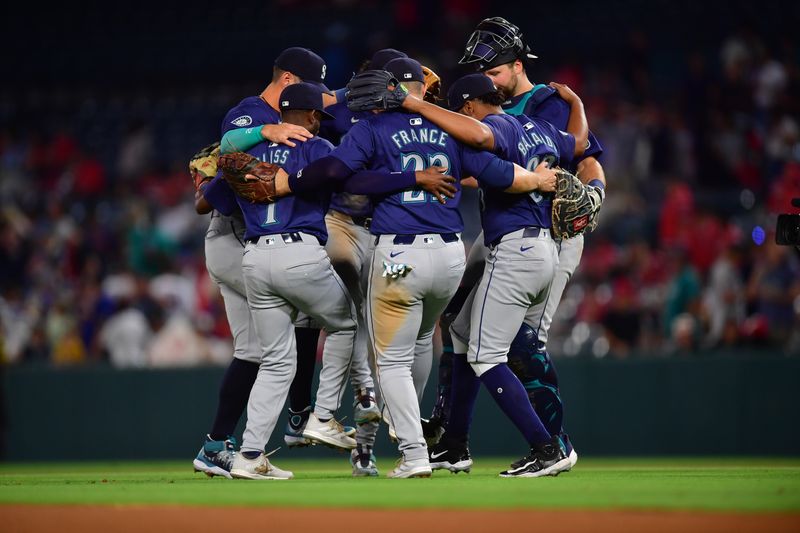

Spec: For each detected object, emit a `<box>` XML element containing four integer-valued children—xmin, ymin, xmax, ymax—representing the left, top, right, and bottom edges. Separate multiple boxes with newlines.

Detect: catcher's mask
<box><xmin>460</xmin><ymin>16</ymin><xmax>537</xmax><ymax>71</ymax></box>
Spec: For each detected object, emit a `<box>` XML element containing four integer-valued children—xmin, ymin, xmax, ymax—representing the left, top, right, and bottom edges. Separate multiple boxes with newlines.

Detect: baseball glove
<box><xmin>421</xmin><ymin>65</ymin><xmax>441</xmax><ymax>104</ymax></box>
<box><xmin>551</xmin><ymin>167</ymin><xmax>604</xmax><ymax>239</ymax></box>
<box><xmin>188</xmin><ymin>142</ymin><xmax>220</xmax><ymax>191</ymax></box>
<box><xmin>217</xmin><ymin>152</ymin><xmax>279</xmax><ymax>204</ymax></box>
<box><xmin>346</xmin><ymin>70</ymin><xmax>408</xmax><ymax>112</ymax></box>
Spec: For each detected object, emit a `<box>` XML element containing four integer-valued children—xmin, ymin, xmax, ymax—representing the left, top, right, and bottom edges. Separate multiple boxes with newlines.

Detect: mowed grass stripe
<box><xmin>1</xmin><ymin>458</ymin><xmax>798</xmax><ymax>512</ymax></box>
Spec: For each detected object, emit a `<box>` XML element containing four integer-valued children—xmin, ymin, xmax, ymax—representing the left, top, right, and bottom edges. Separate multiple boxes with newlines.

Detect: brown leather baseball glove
<box><xmin>421</xmin><ymin>65</ymin><xmax>441</xmax><ymax>104</ymax></box>
<box><xmin>217</xmin><ymin>152</ymin><xmax>279</xmax><ymax>204</ymax></box>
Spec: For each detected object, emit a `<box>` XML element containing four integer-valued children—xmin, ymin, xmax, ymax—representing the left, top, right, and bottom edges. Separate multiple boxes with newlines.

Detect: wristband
<box><xmin>588</xmin><ymin>179</ymin><xmax>605</xmax><ymax>190</ymax></box>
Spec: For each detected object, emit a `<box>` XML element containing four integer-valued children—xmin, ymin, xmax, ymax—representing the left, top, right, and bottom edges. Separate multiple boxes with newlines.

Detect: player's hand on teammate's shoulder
<box><xmin>533</xmin><ymin>161</ymin><xmax>557</xmax><ymax>193</ymax></box>
<box><xmin>414</xmin><ymin>165</ymin><xmax>457</xmax><ymax>204</ymax></box>
<box><xmin>260</xmin><ymin>123</ymin><xmax>314</xmax><ymax>148</ymax></box>
<box><xmin>548</xmin><ymin>82</ymin><xmax>581</xmax><ymax>105</ymax></box>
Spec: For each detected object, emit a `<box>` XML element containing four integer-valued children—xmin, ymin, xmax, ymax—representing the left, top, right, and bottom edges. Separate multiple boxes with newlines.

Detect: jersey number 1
<box><xmin>262</xmin><ymin>202</ymin><xmax>278</xmax><ymax>226</ymax></box>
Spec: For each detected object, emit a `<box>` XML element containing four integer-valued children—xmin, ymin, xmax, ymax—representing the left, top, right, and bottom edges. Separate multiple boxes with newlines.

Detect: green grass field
<box><xmin>1</xmin><ymin>458</ymin><xmax>799</xmax><ymax>513</ymax></box>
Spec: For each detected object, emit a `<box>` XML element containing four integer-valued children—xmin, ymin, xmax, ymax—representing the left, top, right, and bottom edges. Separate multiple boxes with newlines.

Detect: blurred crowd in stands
<box><xmin>1</xmin><ymin>2</ymin><xmax>799</xmax><ymax>367</ymax></box>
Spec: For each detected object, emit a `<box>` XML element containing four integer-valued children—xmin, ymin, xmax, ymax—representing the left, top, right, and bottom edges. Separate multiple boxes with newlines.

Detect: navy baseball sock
<box><xmin>431</xmin><ymin>350</ymin><xmax>454</xmax><ymax>422</ymax></box>
<box><xmin>209</xmin><ymin>358</ymin><xmax>259</xmax><ymax>441</ymax></box>
<box><xmin>289</xmin><ymin>327</ymin><xmax>320</xmax><ymax>412</ymax></box>
<box><xmin>481</xmin><ymin>364</ymin><xmax>551</xmax><ymax>446</ymax></box>
<box><xmin>444</xmin><ymin>354</ymin><xmax>480</xmax><ymax>440</ymax></box>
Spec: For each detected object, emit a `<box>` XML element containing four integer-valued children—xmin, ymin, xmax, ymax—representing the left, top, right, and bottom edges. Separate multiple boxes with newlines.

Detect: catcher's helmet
<box><xmin>459</xmin><ymin>17</ymin><xmax>537</xmax><ymax>71</ymax></box>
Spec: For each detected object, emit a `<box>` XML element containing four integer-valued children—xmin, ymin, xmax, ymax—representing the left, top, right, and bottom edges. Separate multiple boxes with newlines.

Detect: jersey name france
<box><xmin>481</xmin><ymin>113</ymin><xmax>575</xmax><ymax>244</ymax></box>
<box><xmin>221</xmin><ymin>96</ymin><xmax>280</xmax><ymax>136</ymax></box>
<box><xmin>237</xmin><ymin>137</ymin><xmax>335</xmax><ymax>243</ymax></box>
<box><xmin>502</xmin><ymin>85</ymin><xmax>602</xmax><ymax>169</ymax></box>
<box><xmin>330</xmin><ymin>112</ymin><xmax>497</xmax><ymax>236</ymax></box>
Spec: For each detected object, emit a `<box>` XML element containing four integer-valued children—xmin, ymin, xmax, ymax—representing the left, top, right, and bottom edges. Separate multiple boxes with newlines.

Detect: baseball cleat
<box><xmin>559</xmin><ymin>433</ymin><xmax>578</xmax><ymax>471</ymax></box>
<box><xmin>428</xmin><ymin>439</ymin><xmax>472</xmax><ymax>474</ymax></box>
<box><xmin>499</xmin><ymin>436</ymin><xmax>571</xmax><ymax>478</ymax></box>
<box><xmin>302</xmin><ymin>412</ymin><xmax>357</xmax><ymax>450</ymax></box>
<box><xmin>387</xmin><ymin>457</ymin><xmax>432</xmax><ymax>479</ymax></box>
<box><xmin>284</xmin><ymin>407</ymin><xmax>314</xmax><ymax>448</ymax></box>
<box><xmin>353</xmin><ymin>387</ymin><xmax>381</xmax><ymax>424</ymax></box>
<box><xmin>230</xmin><ymin>451</ymin><xmax>293</xmax><ymax>480</ymax></box>
<box><xmin>350</xmin><ymin>444</ymin><xmax>379</xmax><ymax>477</ymax></box>
<box><xmin>192</xmin><ymin>434</ymin><xmax>237</xmax><ymax>479</ymax></box>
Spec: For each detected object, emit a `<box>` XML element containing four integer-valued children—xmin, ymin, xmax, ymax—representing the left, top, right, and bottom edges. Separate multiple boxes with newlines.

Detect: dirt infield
<box><xmin>4</xmin><ymin>505</ymin><xmax>799</xmax><ymax>533</ymax></box>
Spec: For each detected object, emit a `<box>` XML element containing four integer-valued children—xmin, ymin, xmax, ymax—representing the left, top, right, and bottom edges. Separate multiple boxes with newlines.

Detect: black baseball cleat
<box><xmin>428</xmin><ymin>436</ymin><xmax>472</xmax><ymax>473</ymax></box>
<box><xmin>499</xmin><ymin>436</ymin><xmax>571</xmax><ymax>478</ymax></box>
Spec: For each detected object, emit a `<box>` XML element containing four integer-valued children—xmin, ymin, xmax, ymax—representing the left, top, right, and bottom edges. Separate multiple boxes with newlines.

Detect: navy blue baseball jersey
<box><xmin>478</xmin><ymin>113</ymin><xmax>575</xmax><ymax>245</ymax></box>
<box><xmin>330</xmin><ymin>112</ymin><xmax>502</xmax><ymax>236</ymax></box>
<box><xmin>222</xmin><ymin>96</ymin><xmax>281</xmax><ymax>136</ymax></box>
<box><xmin>502</xmin><ymin>85</ymin><xmax>602</xmax><ymax>168</ymax></box>
<box><xmin>204</xmin><ymin>137</ymin><xmax>335</xmax><ymax>243</ymax></box>
<box><xmin>319</xmin><ymin>89</ymin><xmax>374</xmax><ymax>219</ymax></box>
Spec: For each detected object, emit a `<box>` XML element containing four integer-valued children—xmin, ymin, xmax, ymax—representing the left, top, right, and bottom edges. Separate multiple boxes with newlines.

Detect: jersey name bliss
<box><xmin>391</xmin><ymin>127</ymin><xmax>449</xmax><ymax>149</ymax></box>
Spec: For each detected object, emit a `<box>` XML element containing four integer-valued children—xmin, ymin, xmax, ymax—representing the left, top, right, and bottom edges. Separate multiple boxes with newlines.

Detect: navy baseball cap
<box><xmin>385</xmin><ymin>57</ymin><xmax>425</xmax><ymax>83</ymax></box>
<box><xmin>447</xmin><ymin>73</ymin><xmax>499</xmax><ymax>111</ymax></box>
<box><xmin>275</xmin><ymin>47</ymin><xmax>331</xmax><ymax>94</ymax></box>
<box><xmin>368</xmin><ymin>48</ymin><xmax>407</xmax><ymax>69</ymax></box>
<box><xmin>279</xmin><ymin>83</ymin><xmax>335</xmax><ymax>120</ymax></box>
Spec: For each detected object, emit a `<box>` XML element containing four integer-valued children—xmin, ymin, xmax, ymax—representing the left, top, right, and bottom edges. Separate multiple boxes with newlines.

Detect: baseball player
<box><xmin>277</xmin><ymin>59</ymin><xmax>559</xmax><ymax>477</ymax></box>
<box><xmin>191</xmin><ymin>47</ymin><xmax>341</xmax><ymax>478</ymax></box>
<box><xmin>424</xmin><ymin>17</ymin><xmax>608</xmax><ymax>469</ymax></box>
<box><xmin>317</xmin><ymin>48</ymin><xmax>408</xmax><ymax>476</ymax></box>
<box><xmin>201</xmin><ymin>82</ymin><xmax>358</xmax><ymax>479</ymax></box>
<box><xmin>400</xmin><ymin>72</ymin><xmax>589</xmax><ymax>477</ymax></box>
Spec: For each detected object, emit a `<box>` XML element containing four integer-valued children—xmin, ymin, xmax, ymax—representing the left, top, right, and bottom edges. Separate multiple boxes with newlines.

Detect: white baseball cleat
<box><xmin>230</xmin><ymin>452</ymin><xmax>293</xmax><ymax>480</ymax></box>
<box><xmin>387</xmin><ymin>457</ymin><xmax>432</xmax><ymax>479</ymax></box>
<box><xmin>302</xmin><ymin>412</ymin><xmax>357</xmax><ymax>450</ymax></box>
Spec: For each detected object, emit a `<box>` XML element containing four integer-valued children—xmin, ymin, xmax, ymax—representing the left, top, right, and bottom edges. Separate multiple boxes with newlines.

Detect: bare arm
<box><xmin>503</xmin><ymin>161</ymin><xmax>557</xmax><ymax>194</ymax></box>
<box><xmin>549</xmin><ymin>82</ymin><xmax>588</xmax><ymax>158</ymax></box>
<box><xmin>402</xmin><ymin>94</ymin><xmax>495</xmax><ymax>150</ymax></box>
<box><xmin>576</xmin><ymin>156</ymin><xmax>606</xmax><ymax>186</ymax></box>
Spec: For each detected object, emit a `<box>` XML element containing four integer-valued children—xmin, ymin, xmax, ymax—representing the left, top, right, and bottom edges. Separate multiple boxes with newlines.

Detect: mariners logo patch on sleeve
<box><xmin>231</xmin><ymin>115</ymin><xmax>253</xmax><ymax>127</ymax></box>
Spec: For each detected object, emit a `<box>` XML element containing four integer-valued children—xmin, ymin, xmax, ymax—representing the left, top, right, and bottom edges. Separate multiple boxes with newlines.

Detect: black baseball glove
<box><xmin>346</xmin><ymin>70</ymin><xmax>409</xmax><ymax>112</ymax></box>
<box><xmin>551</xmin><ymin>168</ymin><xmax>604</xmax><ymax>239</ymax></box>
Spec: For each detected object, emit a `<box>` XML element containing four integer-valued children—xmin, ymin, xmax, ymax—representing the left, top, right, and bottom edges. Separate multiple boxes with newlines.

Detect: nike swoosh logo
<box><xmin>350</xmin><ymin>117</ymin><xmax>359</xmax><ymax>123</ymax></box>
<box><xmin>389</xmin><ymin>251</ymin><xmax>404</xmax><ymax>258</ymax></box>
<box><xmin>520</xmin><ymin>245</ymin><xmax>535</xmax><ymax>252</ymax></box>
<box><xmin>430</xmin><ymin>450</ymin><xmax>449</xmax><ymax>459</ymax></box>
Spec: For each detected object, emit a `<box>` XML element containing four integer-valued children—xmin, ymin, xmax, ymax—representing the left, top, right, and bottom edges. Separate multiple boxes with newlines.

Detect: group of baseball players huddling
<box><xmin>189</xmin><ymin>16</ymin><xmax>606</xmax><ymax>480</ymax></box>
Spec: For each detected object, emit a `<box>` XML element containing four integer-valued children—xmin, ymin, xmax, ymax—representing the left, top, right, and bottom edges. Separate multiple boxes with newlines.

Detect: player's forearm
<box><xmin>342</xmin><ymin>170</ymin><xmax>416</xmax><ymax>194</ymax></box>
<box><xmin>286</xmin><ymin>155</ymin><xmax>354</xmax><ymax>194</ymax></box>
<box><xmin>220</xmin><ymin>127</ymin><xmax>263</xmax><ymax>154</ymax></box>
<box><xmin>576</xmin><ymin>157</ymin><xmax>606</xmax><ymax>187</ymax></box>
<box><xmin>504</xmin><ymin>163</ymin><xmax>555</xmax><ymax>194</ymax></box>
<box><xmin>403</xmin><ymin>94</ymin><xmax>494</xmax><ymax>150</ymax></box>
<box><xmin>566</xmin><ymin>99</ymin><xmax>588</xmax><ymax>157</ymax></box>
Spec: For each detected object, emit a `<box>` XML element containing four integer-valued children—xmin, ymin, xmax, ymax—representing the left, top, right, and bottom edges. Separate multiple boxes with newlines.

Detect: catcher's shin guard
<box><xmin>506</xmin><ymin>323</ymin><xmax>564</xmax><ymax>437</ymax></box>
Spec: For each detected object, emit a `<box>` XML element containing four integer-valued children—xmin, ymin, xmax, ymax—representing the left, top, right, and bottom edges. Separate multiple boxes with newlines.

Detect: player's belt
<box><xmin>490</xmin><ymin>227</ymin><xmax>549</xmax><ymax>247</ymax></box>
<box><xmin>246</xmin><ymin>232</ymin><xmax>321</xmax><ymax>245</ymax></box>
<box><xmin>378</xmin><ymin>233</ymin><xmax>460</xmax><ymax>245</ymax></box>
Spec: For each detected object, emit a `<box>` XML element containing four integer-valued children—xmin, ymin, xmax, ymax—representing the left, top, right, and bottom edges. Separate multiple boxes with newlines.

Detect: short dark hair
<box><xmin>272</xmin><ymin>66</ymin><xmax>289</xmax><ymax>82</ymax></box>
<box><xmin>474</xmin><ymin>90</ymin><xmax>506</xmax><ymax>106</ymax></box>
